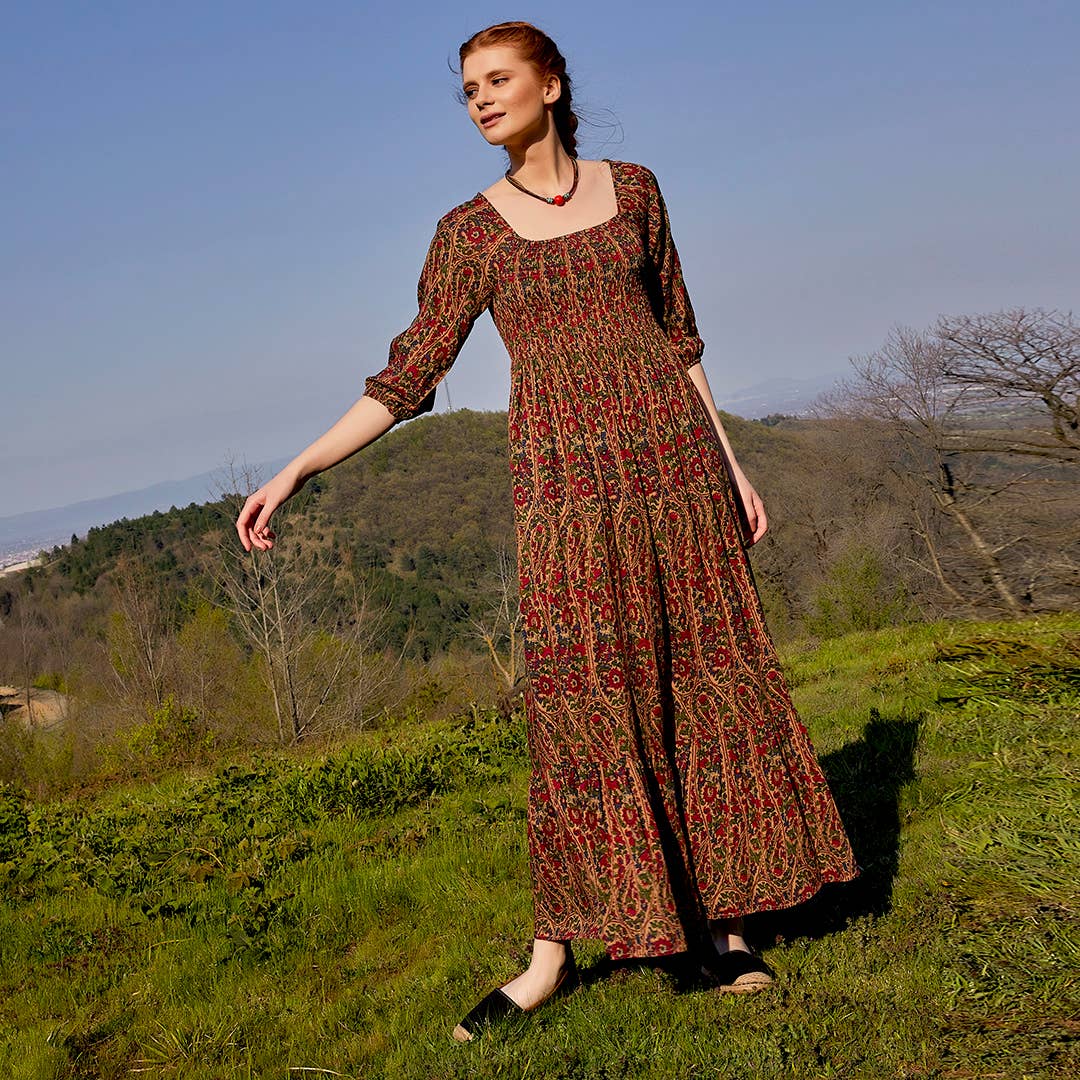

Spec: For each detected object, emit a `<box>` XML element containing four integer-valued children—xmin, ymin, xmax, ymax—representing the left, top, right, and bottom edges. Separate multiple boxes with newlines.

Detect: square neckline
<box><xmin>475</xmin><ymin>158</ymin><xmax>623</xmax><ymax>244</ymax></box>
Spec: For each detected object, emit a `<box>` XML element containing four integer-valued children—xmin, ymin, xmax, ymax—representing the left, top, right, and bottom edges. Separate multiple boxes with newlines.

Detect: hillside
<box><xmin>9</xmin><ymin>406</ymin><xmax>1072</xmax><ymax>657</ymax></box>
<box><xmin>10</xmin><ymin>411</ymin><xmax>523</xmax><ymax>659</ymax></box>
<box><xmin>2</xmin><ymin>613</ymin><xmax>1075</xmax><ymax>1078</ymax></box>
<box><xmin>7</xmin><ymin>408</ymin><xmax>801</xmax><ymax>658</ymax></box>
<box><xmin>1</xmin><ymin>405</ymin><xmax>1074</xmax><ymax>798</ymax></box>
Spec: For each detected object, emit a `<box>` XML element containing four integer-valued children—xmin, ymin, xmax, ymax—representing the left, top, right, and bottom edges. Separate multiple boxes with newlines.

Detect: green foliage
<box><xmin>100</xmin><ymin>694</ymin><xmax>215</xmax><ymax>771</ymax></box>
<box><xmin>30</xmin><ymin>672</ymin><xmax>68</xmax><ymax>693</ymax></box>
<box><xmin>806</xmin><ymin>544</ymin><xmax>913</xmax><ymax>638</ymax></box>
<box><xmin>0</xmin><ymin>723</ymin><xmax>76</xmax><ymax>800</ymax></box>
<box><xmin>50</xmin><ymin>500</ymin><xmax>237</xmax><ymax>595</ymax></box>
<box><xmin>4</xmin><ymin>705</ymin><xmax>527</xmax><ymax>909</ymax></box>
<box><xmin>279</xmin><ymin>708</ymin><xmax>525</xmax><ymax>821</ymax></box>
<box><xmin>754</xmin><ymin>412</ymin><xmax>799</xmax><ymax>427</ymax></box>
<box><xmin>0</xmin><ymin>781</ymin><xmax>29</xmax><ymax>862</ymax></box>
<box><xmin>24</xmin><ymin>411</ymin><xmax>519</xmax><ymax>661</ymax></box>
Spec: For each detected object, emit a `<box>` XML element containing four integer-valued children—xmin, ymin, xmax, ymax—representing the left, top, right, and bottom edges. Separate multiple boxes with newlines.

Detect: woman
<box><xmin>236</xmin><ymin>20</ymin><xmax>860</xmax><ymax>1041</ymax></box>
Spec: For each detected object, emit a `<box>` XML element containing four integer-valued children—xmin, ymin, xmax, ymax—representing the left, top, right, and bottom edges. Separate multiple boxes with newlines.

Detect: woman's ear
<box><xmin>543</xmin><ymin>73</ymin><xmax>561</xmax><ymax>105</ymax></box>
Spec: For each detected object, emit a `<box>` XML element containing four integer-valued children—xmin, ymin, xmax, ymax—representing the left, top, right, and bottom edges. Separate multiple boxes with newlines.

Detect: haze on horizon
<box><xmin>3</xmin><ymin>1</ymin><xmax>1078</xmax><ymax>519</ymax></box>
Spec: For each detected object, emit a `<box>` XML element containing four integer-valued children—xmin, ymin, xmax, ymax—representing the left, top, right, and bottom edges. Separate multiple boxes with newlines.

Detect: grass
<box><xmin>2</xmin><ymin>613</ymin><xmax>1077</xmax><ymax>1078</ymax></box>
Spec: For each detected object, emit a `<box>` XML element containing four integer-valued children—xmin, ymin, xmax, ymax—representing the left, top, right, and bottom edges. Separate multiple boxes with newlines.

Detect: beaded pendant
<box><xmin>504</xmin><ymin>157</ymin><xmax>579</xmax><ymax>206</ymax></box>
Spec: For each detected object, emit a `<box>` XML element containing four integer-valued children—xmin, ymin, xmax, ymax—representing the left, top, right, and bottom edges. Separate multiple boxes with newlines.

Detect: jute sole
<box><xmin>699</xmin><ymin>952</ymin><xmax>777</xmax><ymax>993</ymax></box>
<box><xmin>706</xmin><ymin>969</ymin><xmax>775</xmax><ymax>993</ymax></box>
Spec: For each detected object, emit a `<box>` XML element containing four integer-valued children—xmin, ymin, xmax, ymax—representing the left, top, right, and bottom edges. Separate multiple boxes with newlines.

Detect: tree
<box><xmin>818</xmin><ymin>325</ymin><xmax>1031</xmax><ymax>615</ymax></box>
<box><xmin>469</xmin><ymin>539</ymin><xmax>525</xmax><ymax>714</ymax></box>
<box><xmin>10</xmin><ymin>594</ymin><xmax>47</xmax><ymax>724</ymax></box>
<box><xmin>204</xmin><ymin>460</ymin><xmax>397</xmax><ymax>745</ymax></box>
<box><xmin>173</xmin><ymin>598</ymin><xmax>246</xmax><ymax>739</ymax></box>
<box><xmin>102</xmin><ymin>551</ymin><xmax>175</xmax><ymax>716</ymax></box>
<box><xmin>935</xmin><ymin>307</ymin><xmax>1079</xmax><ymax>460</ymax></box>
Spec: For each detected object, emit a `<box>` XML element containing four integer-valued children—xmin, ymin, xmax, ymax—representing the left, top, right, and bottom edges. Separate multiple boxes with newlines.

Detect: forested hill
<box><xmin>7</xmin><ymin>408</ymin><xmax>809</xmax><ymax>659</ymax></box>
<box><xmin>15</xmin><ymin>410</ymin><xmax>517</xmax><ymax>659</ymax></box>
<box><xmin>7</xmin><ymin>399</ymin><xmax>1074</xmax><ymax>666</ymax></box>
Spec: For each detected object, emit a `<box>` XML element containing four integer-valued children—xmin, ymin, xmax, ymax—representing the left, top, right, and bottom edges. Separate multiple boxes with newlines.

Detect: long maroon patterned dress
<box><xmin>363</xmin><ymin>158</ymin><xmax>860</xmax><ymax>960</ymax></box>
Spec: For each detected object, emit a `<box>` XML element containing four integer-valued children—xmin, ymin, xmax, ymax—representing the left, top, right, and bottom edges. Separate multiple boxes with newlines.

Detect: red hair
<box><xmin>458</xmin><ymin>21</ymin><xmax>579</xmax><ymax>158</ymax></box>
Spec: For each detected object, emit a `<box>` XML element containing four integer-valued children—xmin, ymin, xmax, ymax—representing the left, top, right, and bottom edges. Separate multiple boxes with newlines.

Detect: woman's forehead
<box><xmin>461</xmin><ymin>45</ymin><xmax>526</xmax><ymax>80</ymax></box>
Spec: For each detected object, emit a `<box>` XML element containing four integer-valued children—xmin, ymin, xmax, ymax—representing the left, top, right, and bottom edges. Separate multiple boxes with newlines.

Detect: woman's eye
<box><xmin>464</xmin><ymin>76</ymin><xmax>506</xmax><ymax>98</ymax></box>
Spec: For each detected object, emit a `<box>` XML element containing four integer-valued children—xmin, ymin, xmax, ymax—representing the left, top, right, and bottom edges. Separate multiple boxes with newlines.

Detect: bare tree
<box><xmin>102</xmin><ymin>552</ymin><xmax>175</xmax><ymax>716</ymax></box>
<box><xmin>818</xmin><ymin>325</ymin><xmax>1028</xmax><ymax>615</ymax></box>
<box><xmin>9</xmin><ymin>592</ymin><xmax>47</xmax><ymax>724</ymax></box>
<box><xmin>469</xmin><ymin>540</ymin><xmax>525</xmax><ymax>712</ymax></box>
<box><xmin>935</xmin><ymin>307</ymin><xmax>1079</xmax><ymax>459</ymax></box>
<box><xmin>204</xmin><ymin>459</ymin><xmax>399</xmax><ymax>745</ymax></box>
<box><xmin>324</xmin><ymin>545</ymin><xmax>402</xmax><ymax>736</ymax></box>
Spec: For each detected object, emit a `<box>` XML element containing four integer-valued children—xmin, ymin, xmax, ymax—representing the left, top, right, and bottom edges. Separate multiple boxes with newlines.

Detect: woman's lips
<box><xmin>481</xmin><ymin>112</ymin><xmax>505</xmax><ymax>128</ymax></box>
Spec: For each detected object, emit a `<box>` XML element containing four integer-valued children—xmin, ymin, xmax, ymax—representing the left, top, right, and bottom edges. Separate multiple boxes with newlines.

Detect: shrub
<box><xmin>806</xmin><ymin>545</ymin><xmax>913</xmax><ymax>639</ymax></box>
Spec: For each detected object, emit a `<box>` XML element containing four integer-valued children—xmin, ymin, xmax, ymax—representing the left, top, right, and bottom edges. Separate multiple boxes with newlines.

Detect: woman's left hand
<box><xmin>734</xmin><ymin>472</ymin><xmax>768</xmax><ymax>546</ymax></box>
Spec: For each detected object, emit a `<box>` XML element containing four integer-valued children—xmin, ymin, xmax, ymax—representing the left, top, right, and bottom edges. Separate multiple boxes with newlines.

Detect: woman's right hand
<box><xmin>234</xmin><ymin>395</ymin><xmax>396</xmax><ymax>552</ymax></box>
<box><xmin>235</xmin><ymin>467</ymin><xmax>306</xmax><ymax>552</ymax></box>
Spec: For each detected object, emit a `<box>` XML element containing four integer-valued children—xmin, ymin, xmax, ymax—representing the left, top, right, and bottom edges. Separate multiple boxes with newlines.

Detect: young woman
<box><xmin>236</xmin><ymin>20</ymin><xmax>860</xmax><ymax>1041</ymax></box>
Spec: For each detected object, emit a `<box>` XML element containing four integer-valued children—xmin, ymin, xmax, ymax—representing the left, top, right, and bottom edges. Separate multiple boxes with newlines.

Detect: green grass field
<box><xmin>2</xmin><ymin>614</ymin><xmax>1077</xmax><ymax>1079</ymax></box>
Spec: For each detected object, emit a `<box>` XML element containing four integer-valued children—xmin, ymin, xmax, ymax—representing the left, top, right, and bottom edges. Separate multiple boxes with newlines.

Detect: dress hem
<box><xmin>533</xmin><ymin>861</ymin><xmax>863</xmax><ymax>961</ymax></box>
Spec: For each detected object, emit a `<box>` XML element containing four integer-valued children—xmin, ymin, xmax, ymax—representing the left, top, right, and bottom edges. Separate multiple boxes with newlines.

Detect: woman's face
<box><xmin>461</xmin><ymin>45</ymin><xmax>559</xmax><ymax>149</ymax></box>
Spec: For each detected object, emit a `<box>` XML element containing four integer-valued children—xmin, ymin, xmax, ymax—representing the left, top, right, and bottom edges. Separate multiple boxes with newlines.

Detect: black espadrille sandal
<box><xmin>700</xmin><ymin>948</ymin><xmax>776</xmax><ymax>993</ymax></box>
<box><xmin>452</xmin><ymin>950</ymin><xmax>580</xmax><ymax>1042</ymax></box>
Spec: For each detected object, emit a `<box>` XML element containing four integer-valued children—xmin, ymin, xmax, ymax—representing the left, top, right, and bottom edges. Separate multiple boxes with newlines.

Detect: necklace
<box><xmin>503</xmin><ymin>157</ymin><xmax>580</xmax><ymax>206</ymax></box>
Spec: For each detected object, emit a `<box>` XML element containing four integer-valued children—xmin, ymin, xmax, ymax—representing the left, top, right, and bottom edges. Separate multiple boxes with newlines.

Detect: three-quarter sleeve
<box><xmin>642</xmin><ymin>167</ymin><xmax>706</xmax><ymax>369</ymax></box>
<box><xmin>364</xmin><ymin>209</ymin><xmax>494</xmax><ymax>422</ymax></box>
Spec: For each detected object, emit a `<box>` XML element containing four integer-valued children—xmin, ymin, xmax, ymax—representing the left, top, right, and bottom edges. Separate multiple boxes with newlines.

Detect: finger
<box><xmin>743</xmin><ymin>498</ymin><xmax>758</xmax><ymax>537</ymax></box>
<box><xmin>237</xmin><ymin>502</ymin><xmax>266</xmax><ymax>551</ymax></box>
<box><xmin>247</xmin><ymin>500</ymin><xmax>273</xmax><ymax>549</ymax></box>
<box><xmin>252</xmin><ymin>507</ymin><xmax>274</xmax><ymax>539</ymax></box>
<box><xmin>251</xmin><ymin>510</ymin><xmax>278</xmax><ymax>551</ymax></box>
<box><xmin>236</xmin><ymin>495</ymin><xmax>262</xmax><ymax>549</ymax></box>
<box><xmin>753</xmin><ymin>497</ymin><xmax>768</xmax><ymax>542</ymax></box>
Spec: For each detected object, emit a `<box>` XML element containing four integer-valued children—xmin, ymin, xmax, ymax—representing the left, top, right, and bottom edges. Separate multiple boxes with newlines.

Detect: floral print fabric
<box><xmin>364</xmin><ymin>159</ymin><xmax>860</xmax><ymax>959</ymax></box>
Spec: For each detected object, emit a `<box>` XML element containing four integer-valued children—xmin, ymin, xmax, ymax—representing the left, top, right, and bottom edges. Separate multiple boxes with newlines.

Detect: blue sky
<box><xmin>3</xmin><ymin>1</ymin><xmax>1078</xmax><ymax>517</ymax></box>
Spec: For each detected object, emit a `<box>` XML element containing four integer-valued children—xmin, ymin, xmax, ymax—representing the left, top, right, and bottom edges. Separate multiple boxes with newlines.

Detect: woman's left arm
<box><xmin>685</xmin><ymin>361</ymin><xmax>768</xmax><ymax>546</ymax></box>
<box><xmin>641</xmin><ymin>166</ymin><xmax>767</xmax><ymax>545</ymax></box>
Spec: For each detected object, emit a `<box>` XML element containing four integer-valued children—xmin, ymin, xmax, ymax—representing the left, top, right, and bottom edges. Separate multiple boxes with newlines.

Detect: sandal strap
<box><xmin>457</xmin><ymin>987</ymin><xmax>522</xmax><ymax>1036</ymax></box>
<box><xmin>703</xmin><ymin>949</ymin><xmax>775</xmax><ymax>985</ymax></box>
<box><xmin>457</xmin><ymin>954</ymin><xmax>580</xmax><ymax>1037</ymax></box>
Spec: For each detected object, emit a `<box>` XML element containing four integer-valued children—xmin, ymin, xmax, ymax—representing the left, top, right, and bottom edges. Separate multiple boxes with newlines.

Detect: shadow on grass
<box><xmin>747</xmin><ymin>708</ymin><xmax>923</xmax><ymax>946</ymax></box>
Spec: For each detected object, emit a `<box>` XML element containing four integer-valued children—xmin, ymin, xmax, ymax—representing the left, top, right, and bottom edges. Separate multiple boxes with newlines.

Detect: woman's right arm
<box><xmin>236</xmin><ymin>205</ymin><xmax>494</xmax><ymax>553</ymax></box>
<box><xmin>235</xmin><ymin>394</ymin><xmax>396</xmax><ymax>552</ymax></box>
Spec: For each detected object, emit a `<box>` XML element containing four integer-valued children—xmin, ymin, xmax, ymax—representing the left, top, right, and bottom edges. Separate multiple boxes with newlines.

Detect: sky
<box><xmin>3</xmin><ymin>1</ymin><xmax>1078</xmax><ymax>518</ymax></box>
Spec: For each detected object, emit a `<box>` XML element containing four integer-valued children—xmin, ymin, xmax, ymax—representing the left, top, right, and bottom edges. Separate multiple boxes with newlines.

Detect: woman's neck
<box><xmin>505</xmin><ymin>137</ymin><xmax>575</xmax><ymax>192</ymax></box>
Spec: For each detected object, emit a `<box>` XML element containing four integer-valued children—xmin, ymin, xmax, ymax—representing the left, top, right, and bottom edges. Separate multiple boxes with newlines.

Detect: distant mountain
<box><xmin>714</xmin><ymin>371</ymin><xmax>847</xmax><ymax>419</ymax></box>
<box><xmin>0</xmin><ymin>458</ymin><xmax>292</xmax><ymax>568</ymax></box>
